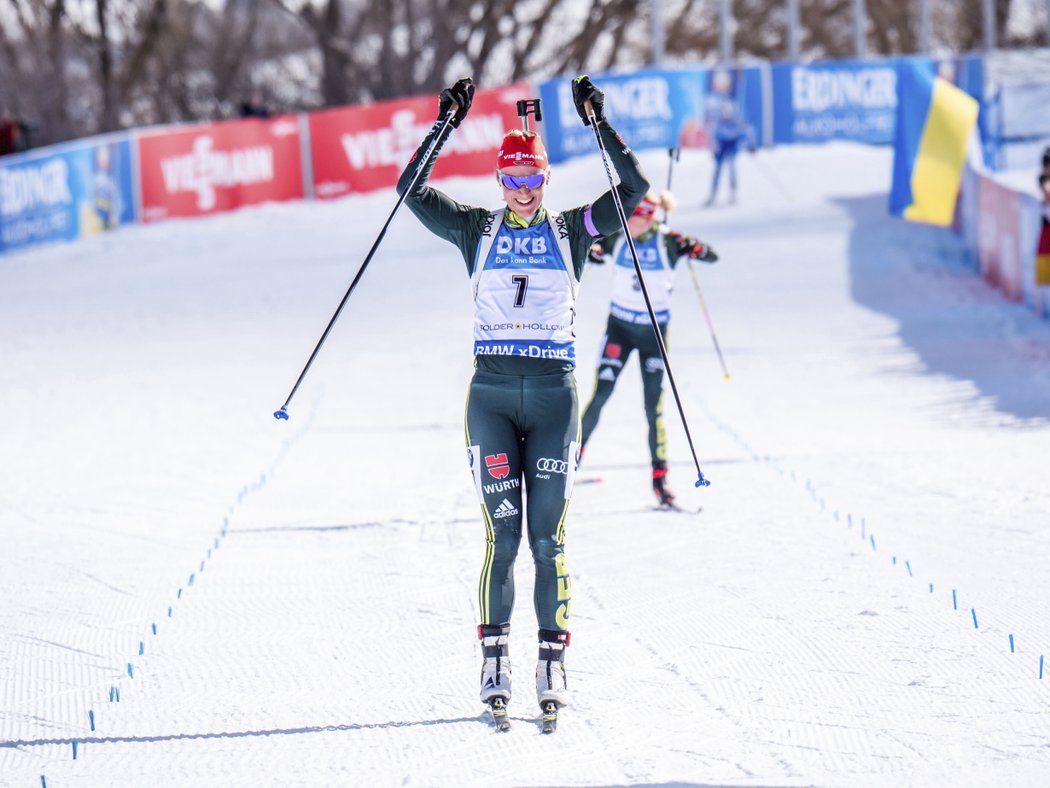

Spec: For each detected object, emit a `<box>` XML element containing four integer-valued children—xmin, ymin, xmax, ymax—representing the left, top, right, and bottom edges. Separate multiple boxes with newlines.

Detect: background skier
<box><xmin>705</xmin><ymin>103</ymin><xmax>755</xmax><ymax>206</ymax></box>
<box><xmin>580</xmin><ymin>190</ymin><xmax>718</xmax><ymax>508</ymax></box>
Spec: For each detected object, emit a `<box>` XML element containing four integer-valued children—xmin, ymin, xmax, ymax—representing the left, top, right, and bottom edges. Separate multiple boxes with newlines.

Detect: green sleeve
<box><xmin>665</xmin><ymin>233</ymin><xmax>682</xmax><ymax>270</ymax></box>
<box><xmin>587</xmin><ymin>122</ymin><xmax>650</xmax><ymax>236</ymax></box>
<box><xmin>560</xmin><ymin>121</ymin><xmax>650</xmax><ymax>277</ymax></box>
<box><xmin>396</xmin><ymin>125</ymin><xmax>490</xmax><ymax>275</ymax></box>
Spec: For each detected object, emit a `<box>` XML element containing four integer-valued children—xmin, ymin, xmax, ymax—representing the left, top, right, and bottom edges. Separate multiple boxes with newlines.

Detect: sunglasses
<box><xmin>500</xmin><ymin>173</ymin><xmax>546</xmax><ymax>190</ymax></box>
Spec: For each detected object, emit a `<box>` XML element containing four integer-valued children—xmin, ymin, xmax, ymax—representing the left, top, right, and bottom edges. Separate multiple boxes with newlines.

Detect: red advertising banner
<box><xmin>976</xmin><ymin>176</ymin><xmax>1023</xmax><ymax>302</ymax></box>
<box><xmin>309</xmin><ymin>84</ymin><xmax>534</xmax><ymax>199</ymax></box>
<box><xmin>138</xmin><ymin>116</ymin><xmax>304</xmax><ymax>222</ymax></box>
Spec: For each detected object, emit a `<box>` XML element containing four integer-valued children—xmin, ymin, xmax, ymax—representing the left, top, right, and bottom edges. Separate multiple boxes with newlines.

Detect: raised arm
<box><xmin>395</xmin><ymin>78</ymin><xmax>478</xmax><ymax>246</ymax></box>
<box><xmin>569</xmin><ymin>76</ymin><xmax>650</xmax><ymax>237</ymax></box>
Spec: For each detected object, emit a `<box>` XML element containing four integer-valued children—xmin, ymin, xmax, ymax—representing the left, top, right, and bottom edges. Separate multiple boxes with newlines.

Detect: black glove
<box><xmin>572</xmin><ymin>75</ymin><xmax>605</xmax><ymax>126</ymax></box>
<box><xmin>437</xmin><ymin>77</ymin><xmax>475</xmax><ymax>128</ymax></box>
<box><xmin>672</xmin><ymin>233</ymin><xmax>718</xmax><ymax>263</ymax></box>
<box><xmin>587</xmin><ymin>243</ymin><xmax>607</xmax><ymax>264</ymax></box>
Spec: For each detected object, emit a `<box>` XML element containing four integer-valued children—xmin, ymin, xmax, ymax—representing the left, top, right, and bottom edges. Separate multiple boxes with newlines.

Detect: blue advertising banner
<box><xmin>0</xmin><ymin>135</ymin><xmax>136</xmax><ymax>255</ymax></box>
<box><xmin>771</xmin><ymin>56</ymin><xmax>984</xmax><ymax>148</ymax></box>
<box><xmin>538</xmin><ymin>69</ymin><xmax>706</xmax><ymax>163</ymax></box>
<box><xmin>773</xmin><ymin>59</ymin><xmax>899</xmax><ymax>144</ymax></box>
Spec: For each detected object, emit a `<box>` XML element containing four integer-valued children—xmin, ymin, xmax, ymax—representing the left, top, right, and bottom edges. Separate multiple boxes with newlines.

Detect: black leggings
<box><xmin>581</xmin><ymin>315</ymin><xmax>668</xmax><ymax>468</ymax></box>
<box><xmin>465</xmin><ymin>370</ymin><xmax>579</xmax><ymax>632</ymax></box>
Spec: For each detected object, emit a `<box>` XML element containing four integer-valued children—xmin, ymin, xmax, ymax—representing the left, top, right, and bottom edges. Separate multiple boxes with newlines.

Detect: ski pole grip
<box><xmin>584</xmin><ymin>100</ymin><xmax>595</xmax><ymax>126</ymax></box>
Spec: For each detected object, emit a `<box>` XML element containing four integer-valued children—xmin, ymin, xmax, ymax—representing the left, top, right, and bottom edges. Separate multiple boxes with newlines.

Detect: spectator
<box><xmin>239</xmin><ymin>90</ymin><xmax>271</xmax><ymax>119</ymax></box>
<box><xmin>0</xmin><ymin>110</ymin><xmax>25</xmax><ymax>156</ymax></box>
<box><xmin>1039</xmin><ymin>145</ymin><xmax>1050</xmax><ymax>204</ymax></box>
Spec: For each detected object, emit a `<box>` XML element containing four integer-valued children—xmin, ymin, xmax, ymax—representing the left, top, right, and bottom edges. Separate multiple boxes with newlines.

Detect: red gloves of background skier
<box><xmin>670</xmin><ymin>232</ymin><xmax>718</xmax><ymax>263</ymax></box>
<box><xmin>438</xmin><ymin>77</ymin><xmax>475</xmax><ymax>127</ymax></box>
<box><xmin>587</xmin><ymin>243</ymin><xmax>607</xmax><ymax>264</ymax></box>
<box><xmin>572</xmin><ymin>75</ymin><xmax>606</xmax><ymax>126</ymax></box>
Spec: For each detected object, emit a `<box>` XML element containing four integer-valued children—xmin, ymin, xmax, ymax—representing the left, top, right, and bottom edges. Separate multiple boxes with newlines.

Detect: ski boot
<box><xmin>536</xmin><ymin>629</ymin><xmax>570</xmax><ymax>733</ymax></box>
<box><xmin>652</xmin><ymin>466</ymin><xmax>676</xmax><ymax>509</ymax></box>
<box><xmin>479</xmin><ymin>624</ymin><xmax>512</xmax><ymax>730</ymax></box>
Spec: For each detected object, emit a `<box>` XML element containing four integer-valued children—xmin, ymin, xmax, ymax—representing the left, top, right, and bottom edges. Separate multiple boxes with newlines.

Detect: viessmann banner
<box><xmin>309</xmin><ymin>83</ymin><xmax>533</xmax><ymax>199</ymax></box>
<box><xmin>137</xmin><ymin>116</ymin><xmax>304</xmax><ymax>222</ymax></box>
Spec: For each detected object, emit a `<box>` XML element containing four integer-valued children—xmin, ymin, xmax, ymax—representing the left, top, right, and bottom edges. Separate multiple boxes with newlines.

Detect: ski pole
<box><xmin>664</xmin><ymin>148</ymin><xmax>731</xmax><ymax>381</ymax></box>
<box><xmin>666</xmin><ymin>146</ymin><xmax>680</xmax><ymax>191</ymax></box>
<box><xmin>273</xmin><ymin>111</ymin><xmax>458</xmax><ymax>421</ymax></box>
<box><xmin>585</xmin><ymin>105</ymin><xmax>711</xmax><ymax>488</ymax></box>
<box><xmin>685</xmin><ymin>262</ymin><xmax>731</xmax><ymax>380</ymax></box>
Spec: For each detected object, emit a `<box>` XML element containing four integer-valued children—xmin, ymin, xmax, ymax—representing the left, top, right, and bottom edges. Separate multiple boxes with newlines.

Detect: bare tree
<box><xmin>0</xmin><ymin>0</ymin><xmax>1039</xmax><ymax>149</ymax></box>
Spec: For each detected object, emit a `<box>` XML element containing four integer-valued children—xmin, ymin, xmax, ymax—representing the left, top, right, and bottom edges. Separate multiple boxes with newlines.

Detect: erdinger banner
<box><xmin>310</xmin><ymin>84</ymin><xmax>533</xmax><ymax>199</ymax></box>
<box><xmin>0</xmin><ymin>135</ymin><xmax>136</xmax><ymax>254</ymax></box>
<box><xmin>538</xmin><ymin>69</ymin><xmax>706</xmax><ymax>163</ymax></box>
<box><xmin>138</xmin><ymin>116</ymin><xmax>304</xmax><ymax>222</ymax></box>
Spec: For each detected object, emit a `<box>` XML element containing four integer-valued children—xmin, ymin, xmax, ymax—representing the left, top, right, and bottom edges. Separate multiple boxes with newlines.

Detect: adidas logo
<box><xmin>599</xmin><ymin>367</ymin><xmax>616</xmax><ymax>381</ymax></box>
<box><xmin>493</xmin><ymin>498</ymin><xmax>519</xmax><ymax>519</ymax></box>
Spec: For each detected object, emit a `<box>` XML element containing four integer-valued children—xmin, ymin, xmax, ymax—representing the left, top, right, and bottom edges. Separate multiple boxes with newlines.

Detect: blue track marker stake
<box><xmin>861</xmin><ymin>519</ymin><xmax>866</xmax><ymax>539</ymax></box>
<box><xmin>188</xmin><ymin>573</ymin><xmax>195</xmax><ymax>586</ymax></box>
<box><xmin>177</xmin><ymin>588</ymin><xmax>182</xmax><ymax>599</ymax></box>
<box><xmin>138</xmin><ymin>641</ymin><xmax>144</xmax><ymax>655</ymax></box>
<box><xmin>971</xmin><ymin>608</ymin><xmax>978</xmax><ymax>628</ymax></box>
<box><xmin>167</xmin><ymin>606</ymin><xmax>172</xmax><ymax>618</ymax></box>
<box><xmin>89</xmin><ymin>710</ymin><xmax>95</xmax><ymax>731</ymax></box>
<box><xmin>1009</xmin><ymin>634</ymin><xmax>1015</xmax><ymax>653</ymax></box>
<box><xmin>1040</xmin><ymin>655</ymin><xmax>1044</xmax><ymax>679</ymax></box>
<box><xmin>127</xmin><ymin>663</ymin><xmax>134</xmax><ymax>678</ymax></box>
<box><xmin>929</xmin><ymin>583</ymin><xmax>933</xmax><ymax>593</ymax></box>
<box><xmin>847</xmin><ymin>513</ymin><xmax>853</xmax><ymax>528</ymax></box>
<box><xmin>152</xmin><ymin>623</ymin><xmax>157</xmax><ymax>635</ymax></box>
<box><xmin>41</xmin><ymin>775</ymin><xmax>47</xmax><ymax>788</ymax></box>
<box><xmin>892</xmin><ymin>556</ymin><xmax>897</xmax><ymax>565</ymax></box>
<box><xmin>72</xmin><ymin>741</ymin><xmax>77</xmax><ymax>760</ymax></box>
<box><xmin>109</xmin><ymin>687</ymin><xmax>115</xmax><ymax>702</ymax></box>
<box><xmin>869</xmin><ymin>534</ymin><xmax>876</xmax><ymax>551</ymax></box>
<box><xmin>952</xmin><ymin>589</ymin><xmax>958</xmax><ymax>610</ymax></box>
<box><xmin>905</xmin><ymin>560</ymin><xmax>912</xmax><ymax>577</ymax></box>
<box><xmin>207</xmin><ymin>548</ymin><xmax>212</xmax><ymax>559</ymax></box>
<box><xmin>200</xmin><ymin>561</ymin><xmax>205</xmax><ymax>572</ymax></box>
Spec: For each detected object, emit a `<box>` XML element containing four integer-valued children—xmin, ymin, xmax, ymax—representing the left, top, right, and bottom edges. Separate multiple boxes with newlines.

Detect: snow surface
<box><xmin>2</xmin><ymin>142</ymin><xmax>1049</xmax><ymax>787</ymax></box>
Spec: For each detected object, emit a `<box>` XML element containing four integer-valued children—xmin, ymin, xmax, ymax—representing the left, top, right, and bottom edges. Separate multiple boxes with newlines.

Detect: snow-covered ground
<box><xmin>2</xmin><ymin>141</ymin><xmax>1049</xmax><ymax>787</ymax></box>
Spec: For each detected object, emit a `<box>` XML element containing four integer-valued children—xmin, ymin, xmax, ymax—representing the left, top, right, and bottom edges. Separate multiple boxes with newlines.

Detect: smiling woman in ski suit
<box><xmin>397</xmin><ymin>76</ymin><xmax>648</xmax><ymax>718</ymax></box>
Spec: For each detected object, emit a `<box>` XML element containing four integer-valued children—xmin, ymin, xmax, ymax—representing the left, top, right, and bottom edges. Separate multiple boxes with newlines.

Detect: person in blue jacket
<box><xmin>705</xmin><ymin>102</ymin><xmax>754</xmax><ymax>207</ymax></box>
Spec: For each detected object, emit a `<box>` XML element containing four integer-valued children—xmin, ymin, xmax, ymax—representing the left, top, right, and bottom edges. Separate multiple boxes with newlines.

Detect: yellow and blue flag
<box><xmin>889</xmin><ymin>60</ymin><xmax>979</xmax><ymax>227</ymax></box>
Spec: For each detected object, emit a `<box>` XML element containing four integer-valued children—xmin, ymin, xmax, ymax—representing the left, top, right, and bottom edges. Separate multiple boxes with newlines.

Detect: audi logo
<box><xmin>536</xmin><ymin>458</ymin><xmax>568</xmax><ymax>474</ymax></box>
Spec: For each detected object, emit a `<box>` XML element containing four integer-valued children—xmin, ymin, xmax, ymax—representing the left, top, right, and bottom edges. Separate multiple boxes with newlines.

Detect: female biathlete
<box><xmin>396</xmin><ymin>76</ymin><xmax>649</xmax><ymax>726</ymax></box>
<box><xmin>580</xmin><ymin>190</ymin><xmax>718</xmax><ymax>509</ymax></box>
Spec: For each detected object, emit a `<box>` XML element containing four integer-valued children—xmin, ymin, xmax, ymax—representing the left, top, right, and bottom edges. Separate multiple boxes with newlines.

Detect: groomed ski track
<box><xmin>2</xmin><ymin>143</ymin><xmax>1049</xmax><ymax>787</ymax></box>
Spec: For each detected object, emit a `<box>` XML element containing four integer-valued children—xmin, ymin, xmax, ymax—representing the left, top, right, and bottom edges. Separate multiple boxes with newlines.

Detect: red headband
<box><xmin>633</xmin><ymin>197</ymin><xmax>659</xmax><ymax>219</ymax></box>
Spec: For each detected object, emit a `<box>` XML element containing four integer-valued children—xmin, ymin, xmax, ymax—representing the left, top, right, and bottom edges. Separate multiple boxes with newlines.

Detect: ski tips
<box><xmin>273</xmin><ymin>406</ymin><xmax>289</xmax><ymax>421</ymax></box>
<box><xmin>724</xmin><ymin>373</ymin><xmax>731</xmax><ymax>381</ymax></box>
<box><xmin>695</xmin><ymin>472</ymin><xmax>711</xmax><ymax>488</ymax></box>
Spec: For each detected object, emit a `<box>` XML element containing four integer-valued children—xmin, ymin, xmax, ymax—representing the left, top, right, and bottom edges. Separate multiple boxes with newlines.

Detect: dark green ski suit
<box><xmin>396</xmin><ymin>120</ymin><xmax>648</xmax><ymax>633</ymax></box>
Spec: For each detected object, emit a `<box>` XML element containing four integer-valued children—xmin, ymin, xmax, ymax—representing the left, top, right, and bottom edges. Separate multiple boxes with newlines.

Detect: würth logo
<box><xmin>485</xmin><ymin>453</ymin><xmax>510</xmax><ymax>479</ymax></box>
